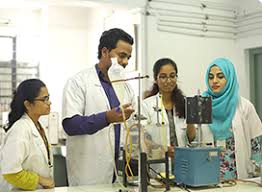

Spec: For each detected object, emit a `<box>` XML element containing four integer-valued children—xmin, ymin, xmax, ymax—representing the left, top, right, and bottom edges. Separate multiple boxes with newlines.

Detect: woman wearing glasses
<box><xmin>142</xmin><ymin>58</ymin><xmax>195</xmax><ymax>174</ymax></box>
<box><xmin>202</xmin><ymin>58</ymin><xmax>262</xmax><ymax>180</ymax></box>
<box><xmin>0</xmin><ymin>79</ymin><xmax>54</xmax><ymax>191</ymax></box>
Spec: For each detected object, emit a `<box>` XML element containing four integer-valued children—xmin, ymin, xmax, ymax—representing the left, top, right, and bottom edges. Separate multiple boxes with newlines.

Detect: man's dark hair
<box><xmin>97</xmin><ymin>28</ymin><xmax>134</xmax><ymax>59</ymax></box>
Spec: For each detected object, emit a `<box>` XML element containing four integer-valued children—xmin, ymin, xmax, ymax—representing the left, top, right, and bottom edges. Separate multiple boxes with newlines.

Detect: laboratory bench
<box><xmin>41</xmin><ymin>145</ymin><xmax>262</xmax><ymax>191</ymax></box>
<box><xmin>12</xmin><ymin>177</ymin><xmax>262</xmax><ymax>192</ymax></box>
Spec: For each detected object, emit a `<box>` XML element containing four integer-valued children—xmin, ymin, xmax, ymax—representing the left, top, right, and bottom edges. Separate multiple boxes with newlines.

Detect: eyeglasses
<box><xmin>158</xmin><ymin>73</ymin><xmax>178</xmax><ymax>82</ymax></box>
<box><xmin>34</xmin><ymin>95</ymin><xmax>50</xmax><ymax>104</ymax></box>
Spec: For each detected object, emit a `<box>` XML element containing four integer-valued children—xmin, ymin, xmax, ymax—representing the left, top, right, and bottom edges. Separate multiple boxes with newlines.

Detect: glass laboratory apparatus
<box><xmin>118</xmin><ymin>95</ymin><xmax>170</xmax><ymax>192</ymax></box>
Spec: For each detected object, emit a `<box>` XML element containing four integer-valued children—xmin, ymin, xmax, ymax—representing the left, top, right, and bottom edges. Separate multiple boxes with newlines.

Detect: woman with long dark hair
<box><xmin>0</xmin><ymin>79</ymin><xmax>55</xmax><ymax>191</ymax></box>
<box><xmin>142</xmin><ymin>58</ymin><xmax>195</xmax><ymax>173</ymax></box>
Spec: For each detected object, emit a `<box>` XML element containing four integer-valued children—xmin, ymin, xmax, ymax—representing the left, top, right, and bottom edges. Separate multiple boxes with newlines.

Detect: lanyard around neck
<box><xmin>35</xmin><ymin>122</ymin><xmax>52</xmax><ymax>168</ymax></box>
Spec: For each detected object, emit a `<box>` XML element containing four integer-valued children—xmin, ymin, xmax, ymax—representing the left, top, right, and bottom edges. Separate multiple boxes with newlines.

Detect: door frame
<box><xmin>249</xmin><ymin>47</ymin><xmax>262</xmax><ymax>105</ymax></box>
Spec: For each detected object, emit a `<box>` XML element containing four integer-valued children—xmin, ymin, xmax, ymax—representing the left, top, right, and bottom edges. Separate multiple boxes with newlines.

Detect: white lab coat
<box><xmin>202</xmin><ymin>97</ymin><xmax>262</xmax><ymax>179</ymax></box>
<box><xmin>0</xmin><ymin>114</ymin><xmax>53</xmax><ymax>191</ymax></box>
<box><xmin>142</xmin><ymin>93</ymin><xmax>188</xmax><ymax>148</ymax></box>
<box><xmin>141</xmin><ymin>94</ymin><xmax>188</xmax><ymax>174</ymax></box>
<box><xmin>62</xmin><ymin>66</ymin><xmax>135</xmax><ymax>186</ymax></box>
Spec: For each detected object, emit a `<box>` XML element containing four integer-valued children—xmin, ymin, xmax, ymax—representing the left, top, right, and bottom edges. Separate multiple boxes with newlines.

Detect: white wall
<box><xmin>142</xmin><ymin>0</ymin><xmax>262</xmax><ymax>100</ymax></box>
<box><xmin>0</xmin><ymin>8</ymin><xmax>41</xmax><ymax>63</ymax></box>
<box><xmin>235</xmin><ymin>0</ymin><xmax>262</xmax><ymax>99</ymax></box>
<box><xmin>144</xmin><ymin>15</ymin><xmax>239</xmax><ymax>96</ymax></box>
<box><xmin>40</xmin><ymin>6</ymin><xmax>107</xmax><ymax>117</ymax></box>
<box><xmin>83</xmin><ymin>0</ymin><xmax>146</xmax><ymax>9</ymax></box>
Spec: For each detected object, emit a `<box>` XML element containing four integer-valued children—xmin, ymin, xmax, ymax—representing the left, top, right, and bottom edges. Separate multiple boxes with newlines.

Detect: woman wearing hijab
<box><xmin>202</xmin><ymin>58</ymin><xmax>262</xmax><ymax>180</ymax></box>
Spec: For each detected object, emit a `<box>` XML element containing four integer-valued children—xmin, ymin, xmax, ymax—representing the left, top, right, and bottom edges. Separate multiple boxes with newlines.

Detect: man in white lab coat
<box><xmin>62</xmin><ymin>28</ymin><xmax>135</xmax><ymax>186</ymax></box>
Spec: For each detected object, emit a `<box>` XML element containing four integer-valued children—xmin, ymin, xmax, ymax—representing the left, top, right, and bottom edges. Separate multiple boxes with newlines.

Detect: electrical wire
<box><xmin>148</xmin><ymin>166</ymin><xmax>168</xmax><ymax>186</ymax></box>
<box><xmin>229</xmin><ymin>179</ymin><xmax>262</xmax><ymax>187</ymax></box>
<box><xmin>107</xmin><ymin>105</ymin><xmax>137</xmax><ymax>190</ymax></box>
<box><xmin>148</xmin><ymin>166</ymin><xmax>193</xmax><ymax>191</ymax></box>
<box><xmin>108</xmin><ymin>123</ymin><xmax>126</xmax><ymax>189</ymax></box>
<box><xmin>219</xmin><ymin>179</ymin><xmax>237</xmax><ymax>187</ymax></box>
<box><xmin>118</xmin><ymin>104</ymin><xmax>136</xmax><ymax>181</ymax></box>
<box><xmin>124</xmin><ymin>124</ymin><xmax>135</xmax><ymax>180</ymax></box>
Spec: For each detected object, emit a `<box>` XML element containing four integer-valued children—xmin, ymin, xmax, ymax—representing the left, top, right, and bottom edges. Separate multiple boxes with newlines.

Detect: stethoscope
<box><xmin>153</xmin><ymin>94</ymin><xmax>168</xmax><ymax>147</ymax></box>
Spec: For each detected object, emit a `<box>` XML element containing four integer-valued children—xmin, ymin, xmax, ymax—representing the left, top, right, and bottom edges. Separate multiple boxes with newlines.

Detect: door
<box><xmin>249</xmin><ymin>47</ymin><xmax>262</xmax><ymax>120</ymax></box>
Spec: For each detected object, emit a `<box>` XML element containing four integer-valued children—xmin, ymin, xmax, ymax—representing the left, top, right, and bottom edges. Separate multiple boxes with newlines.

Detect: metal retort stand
<box><xmin>117</xmin><ymin>74</ymin><xmax>170</xmax><ymax>192</ymax></box>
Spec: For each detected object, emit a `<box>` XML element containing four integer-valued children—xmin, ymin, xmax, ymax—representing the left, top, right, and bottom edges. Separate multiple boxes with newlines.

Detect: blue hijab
<box><xmin>203</xmin><ymin>58</ymin><xmax>239</xmax><ymax>140</ymax></box>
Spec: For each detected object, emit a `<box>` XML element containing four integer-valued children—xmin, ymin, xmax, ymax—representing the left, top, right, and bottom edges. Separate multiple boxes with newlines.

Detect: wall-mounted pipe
<box><xmin>158</xmin><ymin>17</ymin><xmax>236</xmax><ymax>28</ymax></box>
<box><xmin>236</xmin><ymin>11</ymin><xmax>262</xmax><ymax>37</ymax></box>
<box><xmin>157</xmin><ymin>26</ymin><xmax>236</xmax><ymax>39</ymax></box>
<box><xmin>158</xmin><ymin>22</ymin><xmax>237</xmax><ymax>34</ymax></box>
<box><xmin>238</xmin><ymin>16</ymin><xmax>262</xmax><ymax>24</ymax></box>
<box><xmin>148</xmin><ymin>7</ymin><xmax>236</xmax><ymax>20</ymax></box>
<box><xmin>238</xmin><ymin>26</ymin><xmax>262</xmax><ymax>34</ymax></box>
<box><xmin>237</xmin><ymin>10</ymin><xmax>262</xmax><ymax>21</ymax></box>
<box><xmin>237</xmin><ymin>15</ymin><xmax>262</xmax><ymax>24</ymax></box>
<box><xmin>147</xmin><ymin>0</ymin><xmax>262</xmax><ymax>39</ymax></box>
<box><xmin>151</xmin><ymin>0</ymin><xmax>236</xmax><ymax>12</ymax></box>
<box><xmin>237</xmin><ymin>21</ymin><xmax>262</xmax><ymax>29</ymax></box>
<box><xmin>149</xmin><ymin>1</ymin><xmax>236</xmax><ymax>18</ymax></box>
<box><xmin>0</xmin><ymin>17</ymin><xmax>10</xmax><ymax>25</ymax></box>
<box><xmin>0</xmin><ymin>35</ymin><xmax>13</xmax><ymax>38</ymax></box>
<box><xmin>149</xmin><ymin>9</ymin><xmax>236</xmax><ymax>23</ymax></box>
<box><xmin>236</xmin><ymin>31</ymin><xmax>262</xmax><ymax>38</ymax></box>
<box><xmin>237</xmin><ymin>18</ymin><xmax>262</xmax><ymax>27</ymax></box>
